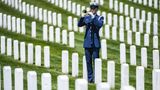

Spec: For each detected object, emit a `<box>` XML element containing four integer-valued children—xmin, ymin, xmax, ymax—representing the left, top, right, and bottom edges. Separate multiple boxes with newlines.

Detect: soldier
<box><xmin>78</xmin><ymin>2</ymin><xmax>104</xmax><ymax>83</ymax></box>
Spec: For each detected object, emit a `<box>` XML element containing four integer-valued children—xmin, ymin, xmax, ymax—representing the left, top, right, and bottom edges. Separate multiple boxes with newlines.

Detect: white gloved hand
<box><xmin>88</xmin><ymin>12</ymin><xmax>95</xmax><ymax>19</ymax></box>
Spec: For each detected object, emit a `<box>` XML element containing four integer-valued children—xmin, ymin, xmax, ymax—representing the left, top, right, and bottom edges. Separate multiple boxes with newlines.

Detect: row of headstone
<box><xmin>0</xmin><ymin>13</ymin><xmax>26</xmax><ymax>34</ymax></box>
<box><xmin>109</xmin><ymin>0</ymin><xmax>158</xmax><ymax>23</ymax></box>
<box><xmin>61</xmin><ymin>51</ymin><xmax>159</xmax><ymax>90</ymax></box>
<box><xmin>48</xmin><ymin>0</ymin><xmax>82</xmax><ymax>16</ymax></box>
<box><xmin>2</xmin><ymin>0</ymin><xmax>63</xmax><ymax>27</ymax></box>
<box><xmin>0</xmin><ymin>36</ymin><xmax>50</xmax><ymax>68</ymax></box>
<box><xmin>106</xmin><ymin>13</ymin><xmax>158</xmax><ymax>35</ymax></box>
<box><xmin>105</xmin><ymin>25</ymin><xmax>159</xmax><ymax>48</ymax></box>
<box><xmin>128</xmin><ymin>0</ymin><xmax>159</xmax><ymax>10</ymax></box>
<box><xmin>61</xmin><ymin>51</ymin><xmax>79</xmax><ymax>77</ymax></box>
<box><xmin>120</xmin><ymin>43</ymin><xmax>160</xmax><ymax>69</ymax></box>
<box><xmin>42</xmin><ymin>24</ymin><xmax>75</xmax><ymax>48</ymax></box>
<box><xmin>3</xmin><ymin>65</ymin><xmax>115</xmax><ymax>90</ymax></box>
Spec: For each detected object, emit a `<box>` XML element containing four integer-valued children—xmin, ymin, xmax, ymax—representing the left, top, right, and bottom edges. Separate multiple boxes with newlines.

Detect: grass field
<box><xmin>0</xmin><ymin>0</ymin><xmax>160</xmax><ymax>90</ymax></box>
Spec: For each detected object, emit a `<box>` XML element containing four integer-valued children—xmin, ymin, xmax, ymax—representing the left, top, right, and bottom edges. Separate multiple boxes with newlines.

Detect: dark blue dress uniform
<box><xmin>78</xmin><ymin>14</ymin><xmax>104</xmax><ymax>82</ymax></box>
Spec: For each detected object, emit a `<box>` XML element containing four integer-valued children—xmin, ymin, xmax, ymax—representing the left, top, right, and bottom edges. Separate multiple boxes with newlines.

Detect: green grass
<box><xmin>0</xmin><ymin>0</ymin><xmax>160</xmax><ymax>90</ymax></box>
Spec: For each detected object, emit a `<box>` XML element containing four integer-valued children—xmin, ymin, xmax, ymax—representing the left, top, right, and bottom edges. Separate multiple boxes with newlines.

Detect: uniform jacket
<box><xmin>78</xmin><ymin>14</ymin><xmax>104</xmax><ymax>48</ymax></box>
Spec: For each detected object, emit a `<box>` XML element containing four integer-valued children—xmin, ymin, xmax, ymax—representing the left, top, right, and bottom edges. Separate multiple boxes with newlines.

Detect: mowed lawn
<box><xmin>0</xmin><ymin>0</ymin><xmax>159</xmax><ymax>90</ymax></box>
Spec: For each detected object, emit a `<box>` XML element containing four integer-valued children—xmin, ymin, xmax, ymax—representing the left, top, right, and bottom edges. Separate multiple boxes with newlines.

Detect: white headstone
<box><xmin>7</xmin><ymin>38</ymin><xmax>12</xmax><ymax>56</ymax></box>
<box><xmin>132</xmin><ymin>18</ymin><xmax>137</xmax><ymax>32</ymax></box>
<box><xmin>16</xmin><ymin>18</ymin><xmax>21</xmax><ymax>33</ymax></box>
<box><xmin>139</xmin><ymin>20</ymin><xmax>144</xmax><ymax>33</ymax></box>
<box><xmin>26</xmin><ymin>4</ymin><xmax>30</xmax><ymax>16</ymax></box>
<box><xmin>43</xmin><ymin>24</ymin><xmax>48</xmax><ymax>41</ymax></box>
<box><xmin>7</xmin><ymin>15</ymin><xmax>11</xmax><ymax>31</ymax></box>
<box><xmin>3</xmin><ymin>66</ymin><xmax>12</xmax><ymax>90</ymax></box>
<box><xmin>149</xmin><ymin>0</ymin><xmax>152</xmax><ymax>7</ymax></box>
<box><xmin>130</xmin><ymin>7</ymin><xmax>134</xmax><ymax>18</ymax></box>
<box><xmin>39</xmin><ymin>8</ymin><xmax>43</xmax><ymax>21</ymax></box>
<box><xmin>44</xmin><ymin>46</ymin><xmax>50</xmax><ymax>68</ymax></box>
<box><xmin>68</xmin><ymin>16</ymin><xmax>72</xmax><ymax>31</ymax></box>
<box><xmin>57</xmin><ymin>75</ymin><xmax>69</xmax><ymax>90</ymax></box>
<box><xmin>130</xmin><ymin>45</ymin><xmax>136</xmax><ymax>65</ymax></box>
<box><xmin>43</xmin><ymin>9</ymin><xmax>47</xmax><ymax>23</ymax></box>
<box><xmin>112</xmin><ymin>26</ymin><xmax>117</xmax><ymax>41</ymax></box>
<box><xmin>69</xmin><ymin>32</ymin><xmax>75</xmax><ymax>48</ymax></box>
<box><xmin>127</xmin><ymin>30</ymin><xmax>132</xmax><ymax>45</ymax></box>
<box><xmin>22</xmin><ymin>2</ymin><xmax>26</xmax><ymax>14</ymax></box>
<box><xmin>28</xmin><ymin>43</ymin><xmax>33</xmax><ymax>64</ymax></box>
<box><xmin>121</xmin><ymin>64</ymin><xmax>129</xmax><ymax>88</ymax></box>
<box><xmin>97</xmin><ymin>82</ymin><xmax>110</xmax><ymax>90</ymax></box>
<box><xmin>119</xmin><ymin>28</ymin><xmax>124</xmax><ymax>42</ymax></box>
<box><xmin>119</xmin><ymin>2</ymin><xmax>124</xmax><ymax>14</ymax></box>
<box><xmin>0</xmin><ymin>13</ymin><xmax>2</xmax><ymax>27</ymax></box>
<box><xmin>153</xmin><ymin>50</ymin><xmax>159</xmax><ymax>69</ymax></box>
<box><xmin>73</xmin><ymin>18</ymin><xmax>78</xmax><ymax>32</ymax></box>
<box><xmin>75</xmin><ymin>79</ymin><xmax>88</xmax><ymax>90</ymax></box>
<box><xmin>49</xmin><ymin>26</ymin><xmax>54</xmax><ymax>42</ymax></box>
<box><xmin>152</xmin><ymin>69</ymin><xmax>160</xmax><ymax>90</ymax></box>
<box><xmin>31</xmin><ymin>21</ymin><xmax>36</xmax><ymax>38</ymax></box>
<box><xmin>83</xmin><ymin>56</ymin><xmax>87</xmax><ymax>80</ymax></box>
<box><xmin>146</xmin><ymin>21</ymin><xmax>151</xmax><ymax>34</ymax></box>
<box><xmin>1</xmin><ymin>36</ymin><xmax>6</xmax><ymax>54</ymax></box>
<box><xmin>48</xmin><ymin>11</ymin><xmax>52</xmax><ymax>24</ymax></box>
<box><xmin>55</xmin><ymin>28</ymin><xmax>61</xmax><ymax>43</ymax></box>
<box><xmin>153</xmin><ymin>22</ymin><xmax>158</xmax><ymax>35</ymax></box>
<box><xmin>13</xmin><ymin>40</ymin><xmax>19</xmax><ymax>60</ymax></box>
<box><xmin>27</xmin><ymin>71</ymin><xmax>37</xmax><ymax>90</ymax></box>
<box><xmin>21</xmin><ymin>19</ymin><xmax>26</xmax><ymax>35</ymax></box>
<box><xmin>136</xmin><ymin>66</ymin><xmax>144</xmax><ymax>90</ymax></box>
<box><xmin>76</xmin><ymin>4</ymin><xmax>81</xmax><ymax>16</ymax></box>
<box><xmin>30</xmin><ymin>5</ymin><xmax>34</xmax><ymax>17</ymax></box>
<box><xmin>125</xmin><ymin>17</ymin><xmax>130</xmax><ymax>30</ymax></box>
<box><xmin>95</xmin><ymin>58</ymin><xmax>102</xmax><ymax>84</ymax></box>
<box><xmin>109</xmin><ymin>0</ymin><xmax>113</xmax><ymax>9</ymax></box>
<box><xmin>3</xmin><ymin>14</ymin><xmax>7</xmax><ymax>29</ymax></box>
<box><xmin>120</xmin><ymin>43</ymin><xmax>126</xmax><ymax>64</ymax></box>
<box><xmin>12</xmin><ymin>16</ymin><xmax>16</xmax><ymax>32</ymax></box>
<box><xmin>63</xmin><ymin>0</ymin><xmax>67</xmax><ymax>10</ymax></box>
<box><xmin>136</xmin><ymin>9</ymin><xmax>140</xmax><ymax>20</ymax></box>
<box><xmin>105</xmin><ymin>25</ymin><xmax>110</xmax><ymax>39</ymax></box>
<box><xmin>62</xmin><ymin>30</ymin><xmax>67</xmax><ymax>44</ymax></box>
<box><xmin>35</xmin><ymin>45</ymin><xmax>41</xmax><ymax>66</ymax></box>
<box><xmin>107</xmin><ymin>61</ymin><xmax>115</xmax><ymax>88</ymax></box>
<box><xmin>62</xmin><ymin>50</ymin><xmax>69</xmax><ymax>74</ymax></box>
<box><xmin>122</xmin><ymin>86</ymin><xmax>135</xmax><ymax>90</ymax></box>
<box><xmin>72</xmin><ymin>2</ymin><xmax>76</xmax><ymax>14</ymax></box>
<box><xmin>141</xmin><ymin>10</ymin><xmax>146</xmax><ymax>22</ymax></box>
<box><xmin>119</xmin><ymin>16</ymin><xmax>124</xmax><ymax>28</ymax></box>
<box><xmin>52</xmin><ymin>12</ymin><xmax>57</xmax><ymax>26</ymax></box>
<box><xmin>124</xmin><ymin>4</ymin><xmax>129</xmax><ymax>16</ymax></box>
<box><xmin>41</xmin><ymin>73</ymin><xmax>51</xmax><ymax>90</ymax></box>
<box><xmin>113</xmin><ymin>15</ymin><xmax>118</xmax><ymax>27</ymax></box>
<box><xmin>57</xmin><ymin>13</ymin><xmax>62</xmax><ymax>27</ymax></box>
<box><xmin>114</xmin><ymin>0</ymin><xmax>118</xmax><ymax>12</ymax></box>
<box><xmin>144</xmin><ymin>34</ymin><xmax>149</xmax><ymax>46</ymax></box>
<box><xmin>20</xmin><ymin>42</ymin><xmax>26</xmax><ymax>63</ymax></box>
<box><xmin>153</xmin><ymin>36</ymin><xmax>158</xmax><ymax>49</ymax></box>
<box><xmin>101</xmin><ymin>39</ymin><xmax>107</xmax><ymax>59</ymax></box>
<box><xmin>14</xmin><ymin>68</ymin><xmax>23</xmax><ymax>90</ymax></box>
<box><xmin>72</xmin><ymin>53</ymin><xmax>79</xmax><ymax>77</ymax></box>
<box><xmin>67</xmin><ymin>1</ymin><xmax>71</xmax><ymax>12</ymax></box>
<box><xmin>141</xmin><ymin>47</ymin><xmax>147</xmax><ymax>68</ymax></box>
<box><xmin>135</xmin><ymin>32</ymin><xmax>141</xmax><ymax>46</ymax></box>
<box><xmin>34</xmin><ymin>7</ymin><xmax>38</xmax><ymax>19</ymax></box>
<box><xmin>107</xmin><ymin>13</ymin><xmax>112</xmax><ymax>25</ymax></box>
<box><xmin>147</xmin><ymin>12</ymin><xmax>152</xmax><ymax>22</ymax></box>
